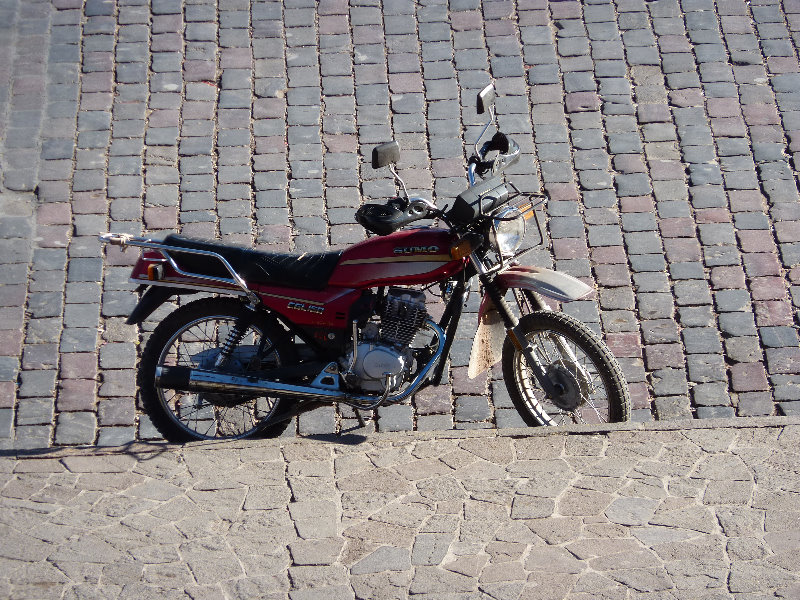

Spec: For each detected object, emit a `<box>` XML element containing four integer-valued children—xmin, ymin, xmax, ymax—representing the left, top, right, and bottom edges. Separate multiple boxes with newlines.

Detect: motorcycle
<box><xmin>100</xmin><ymin>84</ymin><xmax>631</xmax><ymax>442</ymax></box>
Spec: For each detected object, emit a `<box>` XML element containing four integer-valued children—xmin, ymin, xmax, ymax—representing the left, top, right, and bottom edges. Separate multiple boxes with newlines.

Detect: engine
<box><xmin>343</xmin><ymin>288</ymin><xmax>429</xmax><ymax>392</ymax></box>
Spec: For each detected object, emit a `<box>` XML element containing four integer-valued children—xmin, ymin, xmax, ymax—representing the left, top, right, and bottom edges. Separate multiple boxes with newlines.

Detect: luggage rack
<box><xmin>98</xmin><ymin>233</ymin><xmax>259</xmax><ymax>304</ymax></box>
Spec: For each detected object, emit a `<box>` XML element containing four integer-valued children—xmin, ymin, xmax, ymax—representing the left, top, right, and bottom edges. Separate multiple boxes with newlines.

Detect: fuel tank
<box><xmin>328</xmin><ymin>228</ymin><xmax>464</xmax><ymax>288</ymax></box>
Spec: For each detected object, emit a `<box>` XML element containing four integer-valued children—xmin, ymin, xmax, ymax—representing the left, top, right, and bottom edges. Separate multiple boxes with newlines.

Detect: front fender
<box><xmin>468</xmin><ymin>300</ymin><xmax>506</xmax><ymax>379</ymax></box>
<box><xmin>466</xmin><ymin>266</ymin><xmax>593</xmax><ymax>378</ymax></box>
<box><xmin>493</xmin><ymin>265</ymin><xmax>592</xmax><ymax>303</ymax></box>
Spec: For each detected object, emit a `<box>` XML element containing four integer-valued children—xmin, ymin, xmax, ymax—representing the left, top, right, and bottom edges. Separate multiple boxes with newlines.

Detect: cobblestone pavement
<box><xmin>0</xmin><ymin>420</ymin><xmax>797</xmax><ymax>598</ymax></box>
<box><xmin>1</xmin><ymin>0</ymin><xmax>800</xmax><ymax>447</ymax></box>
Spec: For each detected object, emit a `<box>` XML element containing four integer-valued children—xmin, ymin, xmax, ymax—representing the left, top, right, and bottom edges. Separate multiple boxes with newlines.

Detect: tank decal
<box><xmin>339</xmin><ymin>253</ymin><xmax>451</xmax><ymax>266</ymax></box>
<box><xmin>344</xmin><ymin>262</ymin><xmax>452</xmax><ymax>279</ymax></box>
<box><xmin>330</xmin><ymin>228</ymin><xmax>463</xmax><ymax>287</ymax></box>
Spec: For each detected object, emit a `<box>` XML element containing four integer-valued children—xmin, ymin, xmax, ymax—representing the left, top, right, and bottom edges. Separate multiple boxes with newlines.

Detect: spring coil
<box><xmin>215</xmin><ymin>321</ymin><xmax>249</xmax><ymax>367</ymax></box>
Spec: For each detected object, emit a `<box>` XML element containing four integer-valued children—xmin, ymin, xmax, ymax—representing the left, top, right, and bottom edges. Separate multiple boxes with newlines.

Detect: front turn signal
<box><xmin>450</xmin><ymin>233</ymin><xmax>483</xmax><ymax>260</ymax></box>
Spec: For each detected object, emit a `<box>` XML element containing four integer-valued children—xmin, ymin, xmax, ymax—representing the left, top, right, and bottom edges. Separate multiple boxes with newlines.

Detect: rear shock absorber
<box><xmin>214</xmin><ymin>308</ymin><xmax>256</xmax><ymax>368</ymax></box>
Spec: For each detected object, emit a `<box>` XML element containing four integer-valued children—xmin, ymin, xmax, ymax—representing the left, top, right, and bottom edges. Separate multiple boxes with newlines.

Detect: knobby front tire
<box><xmin>502</xmin><ymin>311</ymin><xmax>631</xmax><ymax>426</ymax></box>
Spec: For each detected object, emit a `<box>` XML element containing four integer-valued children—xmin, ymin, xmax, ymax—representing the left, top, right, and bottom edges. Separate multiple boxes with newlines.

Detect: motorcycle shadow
<box><xmin>299</xmin><ymin>432</ymin><xmax>369</xmax><ymax>445</ymax></box>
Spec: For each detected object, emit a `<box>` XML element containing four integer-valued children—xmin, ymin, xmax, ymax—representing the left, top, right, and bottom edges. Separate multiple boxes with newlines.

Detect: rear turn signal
<box><xmin>147</xmin><ymin>264</ymin><xmax>164</xmax><ymax>281</ymax></box>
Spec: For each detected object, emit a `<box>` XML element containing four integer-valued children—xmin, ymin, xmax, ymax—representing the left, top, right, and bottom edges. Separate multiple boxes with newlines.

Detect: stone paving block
<box><xmin>95</xmin><ymin>426</ymin><xmax>135</xmax><ymax>446</ymax></box>
<box><xmin>5</xmin><ymin>0</ymin><xmax>800</xmax><ymax>447</ymax></box>
<box><xmin>54</xmin><ymin>411</ymin><xmax>96</xmax><ymax>445</ymax></box>
<box><xmin>416</xmin><ymin>414</ymin><xmax>454</xmax><ymax>431</ymax></box>
<box><xmin>18</xmin><ymin>370</ymin><xmax>57</xmax><ymax>398</ymax></box>
<box><xmin>298</xmin><ymin>405</ymin><xmax>336</xmax><ymax>436</ymax></box>
<box><xmin>16</xmin><ymin>398</ymin><xmax>54</xmax><ymax>426</ymax></box>
<box><xmin>376</xmin><ymin>404</ymin><xmax>413</xmax><ymax>433</ymax></box>
<box><xmin>736</xmin><ymin>392</ymin><xmax>774</xmax><ymax>416</ymax></box>
<box><xmin>454</xmin><ymin>396</ymin><xmax>491</xmax><ymax>423</ymax></box>
<box><xmin>697</xmin><ymin>406</ymin><xmax>736</xmax><ymax>419</ymax></box>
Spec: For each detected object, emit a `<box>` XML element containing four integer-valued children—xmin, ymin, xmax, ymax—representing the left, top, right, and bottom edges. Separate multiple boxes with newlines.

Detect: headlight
<box><xmin>489</xmin><ymin>206</ymin><xmax>526</xmax><ymax>257</ymax></box>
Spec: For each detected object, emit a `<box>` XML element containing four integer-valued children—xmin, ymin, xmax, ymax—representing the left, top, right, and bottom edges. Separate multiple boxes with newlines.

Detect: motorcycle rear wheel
<box><xmin>502</xmin><ymin>311</ymin><xmax>631</xmax><ymax>426</ymax></box>
<box><xmin>140</xmin><ymin>297</ymin><xmax>293</xmax><ymax>442</ymax></box>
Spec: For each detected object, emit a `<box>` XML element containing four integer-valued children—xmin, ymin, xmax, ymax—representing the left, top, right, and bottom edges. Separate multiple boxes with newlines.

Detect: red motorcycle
<box><xmin>100</xmin><ymin>85</ymin><xmax>630</xmax><ymax>442</ymax></box>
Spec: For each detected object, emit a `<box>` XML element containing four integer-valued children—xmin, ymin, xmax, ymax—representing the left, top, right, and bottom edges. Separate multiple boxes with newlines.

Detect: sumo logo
<box><xmin>393</xmin><ymin>245</ymin><xmax>439</xmax><ymax>255</ymax></box>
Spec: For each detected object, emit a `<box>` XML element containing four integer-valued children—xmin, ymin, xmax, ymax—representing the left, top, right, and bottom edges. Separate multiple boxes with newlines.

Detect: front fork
<box><xmin>470</xmin><ymin>253</ymin><xmax>563</xmax><ymax>399</ymax></box>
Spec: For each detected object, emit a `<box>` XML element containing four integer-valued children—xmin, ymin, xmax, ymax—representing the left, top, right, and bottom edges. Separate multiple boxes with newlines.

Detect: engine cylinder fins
<box><xmin>380</xmin><ymin>287</ymin><xmax>428</xmax><ymax>347</ymax></box>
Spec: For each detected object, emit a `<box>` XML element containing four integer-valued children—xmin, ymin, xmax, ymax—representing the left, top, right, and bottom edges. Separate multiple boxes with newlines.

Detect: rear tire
<box><xmin>502</xmin><ymin>311</ymin><xmax>630</xmax><ymax>426</ymax></box>
<box><xmin>139</xmin><ymin>297</ymin><xmax>293</xmax><ymax>442</ymax></box>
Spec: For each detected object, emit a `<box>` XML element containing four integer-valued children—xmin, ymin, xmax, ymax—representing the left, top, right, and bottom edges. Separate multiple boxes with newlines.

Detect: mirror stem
<box><xmin>389</xmin><ymin>163</ymin><xmax>409</xmax><ymax>199</ymax></box>
<box><xmin>473</xmin><ymin>106</ymin><xmax>496</xmax><ymax>158</ymax></box>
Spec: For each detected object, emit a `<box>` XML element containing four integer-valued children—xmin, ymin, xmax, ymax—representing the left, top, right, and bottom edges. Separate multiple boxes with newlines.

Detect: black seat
<box><xmin>161</xmin><ymin>235</ymin><xmax>343</xmax><ymax>291</ymax></box>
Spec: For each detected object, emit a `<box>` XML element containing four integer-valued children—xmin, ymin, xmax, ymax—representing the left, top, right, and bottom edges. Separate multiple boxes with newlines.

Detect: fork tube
<box><xmin>469</xmin><ymin>253</ymin><xmax>561</xmax><ymax>398</ymax></box>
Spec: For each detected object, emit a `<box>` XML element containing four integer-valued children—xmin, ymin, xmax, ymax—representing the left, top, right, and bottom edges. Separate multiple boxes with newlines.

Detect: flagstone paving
<box><xmin>0</xmin><ymin>419</ymin><xmax>798</xmax><ymax>598</ymax></box>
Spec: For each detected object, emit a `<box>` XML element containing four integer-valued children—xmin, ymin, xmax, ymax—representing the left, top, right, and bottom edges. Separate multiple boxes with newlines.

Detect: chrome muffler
<box><xmin>154</xmin><ymin>320</ymin><xmax>445</xmax><ymax>406</ymax></box>
<box><xmin>155</xmin><ymin>364</ymin><xmax>350</xmax><ymax>402</ymax></box>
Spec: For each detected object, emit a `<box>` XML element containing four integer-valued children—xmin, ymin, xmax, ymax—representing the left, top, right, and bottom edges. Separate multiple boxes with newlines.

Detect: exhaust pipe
<box><xmin>154</xmin><ymin>320</ymin><xmax>446</xmax><ymax>406</ymax></box>
<box><xmin>155</xmin><ymin>364</ymin><xmax>351</xmax><ymax>403</ymax></box>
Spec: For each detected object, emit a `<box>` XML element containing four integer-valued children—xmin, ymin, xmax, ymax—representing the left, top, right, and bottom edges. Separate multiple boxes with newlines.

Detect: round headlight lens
<box><xmin>490</xmin><ymin>206</ymin><xmax>526</xmax><ymax>257</ymax></box>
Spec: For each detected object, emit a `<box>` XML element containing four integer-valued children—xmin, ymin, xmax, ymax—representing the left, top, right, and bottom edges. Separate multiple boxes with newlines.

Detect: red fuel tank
<box><xmin>328</xmin><ymin>228</ymin><xmax>464</xmax><ymax>288</ymax></box>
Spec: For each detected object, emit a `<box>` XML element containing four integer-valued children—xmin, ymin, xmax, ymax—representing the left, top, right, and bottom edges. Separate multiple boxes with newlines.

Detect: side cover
<box><xmin>467</xmin><ymin>265</ymin><xmax>593</xmax><ymax>378</ymax></box>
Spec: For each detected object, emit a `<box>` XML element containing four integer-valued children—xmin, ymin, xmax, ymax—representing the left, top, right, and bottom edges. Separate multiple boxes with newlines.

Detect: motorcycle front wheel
<box><xmin>139</xmin><ymin>297</ymin><xmax>293</xmax><ymax>442</ymax></box>
<box><xmin>502</xmin><ymin>311</ymin><xmax>631</xmax><ymax>426</ymax></box>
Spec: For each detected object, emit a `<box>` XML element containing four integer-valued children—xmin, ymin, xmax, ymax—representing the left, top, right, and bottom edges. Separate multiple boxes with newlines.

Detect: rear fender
<box><xmin>466</xmin><ymin>266</ymin><xmax>593</xmax><ymax>378</ymax></box>
<box><xmin>126</xmin><ymin>286</ymin><xmax>187</xmax><ymax>325</ymax></box>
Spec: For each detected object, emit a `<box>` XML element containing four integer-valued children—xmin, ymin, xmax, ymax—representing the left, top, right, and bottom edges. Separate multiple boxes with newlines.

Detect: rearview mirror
<box><xmin>477</xmin><ymin>84</ymin><xmax>496</xmax><ymax>115</ymax></box>
<box><xmin>371</xmin><ymin>141</ymin><xmax>400</xmax><ymax>169</ymax></box>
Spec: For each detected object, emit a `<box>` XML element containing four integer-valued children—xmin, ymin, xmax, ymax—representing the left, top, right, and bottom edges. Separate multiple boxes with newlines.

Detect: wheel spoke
<box><xmin>507</xmin><ymin>312</ymin><xmax>627</xmax><ymax>426</ymax></box>
<box><xmin>584</xmin><ymin>397</ymin><xmax>607</xmax><ymax>422</ymax></box>
<box><xmin>155</xmin><ymin>312</ymin><xmax>283</xmax><ymax>440</ymax></box>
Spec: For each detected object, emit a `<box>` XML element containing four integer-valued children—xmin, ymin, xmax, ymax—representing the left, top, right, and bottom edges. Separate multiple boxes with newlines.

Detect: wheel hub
<box><xmin>546</xmin><ymin>362</ymin><xmax>589</xmax><ymax>412</ymax></box>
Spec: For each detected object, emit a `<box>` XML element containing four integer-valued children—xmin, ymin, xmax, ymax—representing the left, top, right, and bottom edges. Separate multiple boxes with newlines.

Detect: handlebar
<box><xmin>467</xmin><ymin>132</ymin><xmax>521</xmax><ymax>186</ymax></box>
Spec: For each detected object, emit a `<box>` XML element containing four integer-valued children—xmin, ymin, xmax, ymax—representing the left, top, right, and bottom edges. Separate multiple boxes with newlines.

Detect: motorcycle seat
<box><xmin>161</xmin><ymin>234</ymin><xmax>343</xmax><ymax>291</ymax></box>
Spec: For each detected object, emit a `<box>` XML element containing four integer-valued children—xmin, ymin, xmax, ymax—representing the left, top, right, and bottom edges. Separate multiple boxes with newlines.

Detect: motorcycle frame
<box><xmin>429</xmin><ymin>271</ymin><xmax>470</xmax><ymax>386</ymax></box>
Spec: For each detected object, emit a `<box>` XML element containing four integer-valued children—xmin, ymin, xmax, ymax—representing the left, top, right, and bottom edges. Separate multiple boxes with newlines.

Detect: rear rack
<box><xmin>98</xmin><ymin>233</ymin><xmax>259</xmax><ymax>304</ymax></box>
